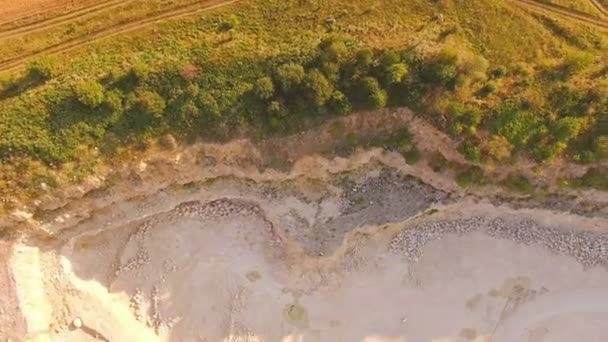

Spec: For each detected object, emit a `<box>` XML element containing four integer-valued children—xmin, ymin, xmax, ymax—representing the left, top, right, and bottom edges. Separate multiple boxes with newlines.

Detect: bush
<box><xmin>74</xmin><ymin>80</ymin><xmax>105</xmax><ymax>108</ymax></box>
<box><xmin>275</xmin><ymin>63</ymin><xmax>305</xmax><ymax>93</ymax></box>
<box><xmin>551</xmin><ymin>116</ymin><xmax>583</xmax><ymax>142</ymax></box>
<box><xmin>502</xmin><ymin>174</ymin><xmax>534</xmax><ymax>194</ymax></box>
<box><xmin>491</xmin><ymin>66</ymin><xmax>507</xmax><ymax>78</ymax></box>
<box><xmin>490</xmin><ymin>104</ymin><xmax>538</xmax><ymax>150</ymax></box>
<box><xmin>136</xmin><ymin>90</ymin><xmax>166</xmax><ymax>118</ymax></box>
<box><xmin>460</xmin><ymin>141</ymin><xmax>481</xmax><ymax>162</ymax></box>
<box><xmin>303</xmin><ymin>69</ymin><xmax>334</xmax><ymax>107</ymax></box>
<box><xmin>254</xmin><ymin>77</ymin><xmax>275</xmax><ymax>100</ymax></box>
<box><xmin>357</xmin><ymin>77</ymin><xmax>387</xmax><ymax>109</ymax></box>
<box><xmin>318</xmin><ymin>37</ymin><xmax>349</xmax><ymax>64</ymax></box>
<box><xmin>380</xmin><ymin>49</ymin><xmax>401</xmax><ymax>68</ymax></box>
<box><xmin>355</xmin><ymin>48</ymin><xmax>374</xmax><ymax>70</ymax></box>
<box><xmin>328</xmin><ymin>90</ymin><xmax>352</xmax><ymax>114</ymax></box>
<box><xmin>568</xmin><ymin>168</ymin><xmax>608</xmax><ymax>191</ymax></box>
<box><xmin>421</xmin><ymin>49</ymin><xmax>458</xmax><ymax>87</ymax></box>
<box><xmin>404</xmin><ymin>147</ymin><xmax>422</xmax><ymax>164</ymax></box>
<box><xmin>563</xmin><ymin>51</ymin><xmax>593</xmax><ymax>76</ymax></box>
<box><xmin>593</xmin><ymin>136</ymin><xmax>608</xmax><ymax>160</ymax></box>
<box><xmin>27</xmin><ymin>57</ymin><xmax>58</xmax><ymax>81</ymax></box>
<box><xmin>218</xmin><ymin>15</ymin><xmax>240</xmax><ymax>32</ymax></box>
<box><xmin>456</xmin><ymin>166</ymin><xmax>486</xmax><ymax>188</ymax></box>
<box><xmin>486</xmin><ymin>135</ymin><xmax>513</xmax><ymax>162</ymax></box>
<box><xmin>479</xmin><ymin>81</ymin><xmax>497</xmax><ymax>97</ymax></box>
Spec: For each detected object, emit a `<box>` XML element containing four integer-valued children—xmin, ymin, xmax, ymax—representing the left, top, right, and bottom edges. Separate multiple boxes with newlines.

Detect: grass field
<box><xmin>540</xmin><ymin>0</ymin><xmax>607</xmax><ymax>17</ymax></box>
<box><xmin>0</xmin><ymin>0</ymin><xmax>606</xmax><ymax>208</ymax></box>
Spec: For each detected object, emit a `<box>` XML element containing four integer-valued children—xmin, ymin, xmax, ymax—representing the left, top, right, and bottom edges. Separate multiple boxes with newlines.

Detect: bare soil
<box><xmin>2</xmin><ymin>142</ymin><xmax>607</xmax><ymax>341</ymax></box>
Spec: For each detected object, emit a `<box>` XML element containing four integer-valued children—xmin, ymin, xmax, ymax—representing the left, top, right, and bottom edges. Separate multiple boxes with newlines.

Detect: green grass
<box><xmin>0</xmin><ymin>0</ymin><xmax>607</xmax><ymax>209</ymax></box>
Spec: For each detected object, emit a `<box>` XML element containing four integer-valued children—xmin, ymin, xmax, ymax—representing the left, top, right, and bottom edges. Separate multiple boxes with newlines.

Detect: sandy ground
<box><xmin>0</xmin><ymin>0</ymin><xmax>98</xmax><ymax>24</ymax></box>
<box><xmin>3</xmin><ymin>162</ymin><xmax>607</xmax><ymax>342</ymax></box>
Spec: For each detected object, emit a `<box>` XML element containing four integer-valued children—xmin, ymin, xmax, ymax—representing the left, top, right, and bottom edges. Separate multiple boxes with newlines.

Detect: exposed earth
<box><xmin>1</xmin><ymin>141</ymin><xmax>607</xmax><ymax>342</ymax></box>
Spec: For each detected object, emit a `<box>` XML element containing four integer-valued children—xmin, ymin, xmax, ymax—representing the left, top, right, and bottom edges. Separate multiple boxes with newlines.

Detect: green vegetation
<box><xmin>0</xmin><ymin>0</ymin><xmax>607</xmax><ymax>207</ymax></box>
<box><xmin>456</xmin><ymin>166</ymin><xmax>487</xmax><ymax>188</ymax></box>
<box><xmin>502</xmin><ymin>174</ymin><xmax>535</xmax><ymax>194</ymax></box>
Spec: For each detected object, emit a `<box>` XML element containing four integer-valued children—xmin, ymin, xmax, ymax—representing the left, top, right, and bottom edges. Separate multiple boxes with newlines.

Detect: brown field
<box><xmin>0</xmin><ymin>0</ymin><xmax>105</xmax><ymax>27</ymax></box>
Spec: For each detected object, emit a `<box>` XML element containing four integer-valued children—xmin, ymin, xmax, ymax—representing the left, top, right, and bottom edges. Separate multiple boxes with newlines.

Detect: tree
<box><xmin>197</xmin><ymin>92</ymin><xmax>221</xmax><ymax>119</ymax></box>
<box><xmin>421</xmin><ymin>48</ymin><xmax>458</xmax><ymax>86</ymax></box>
<box><xmin>74</xmin><ymin>80</ymin><xmax>105</xmax><ymax>108</ymax></box>
<box><xmin>136</xmin><ymin>90</ymin><xmax>166</xmax><ymax>118</ymax></box>
<box><xmin>486</xmin><ymin>135</ymin><xmax>513</xmax><ymax>162</ymax></box>
<box><xmin>318</xmin><ymin>37</ymin><xmax>349</xmax><ymax>65</ymax></box>
<box><xmin>355</xmin><ymin>48</ymin><xmax>374</xmax><ymax>70</ymax></box>
<box><xmin>254</xmin><ymin>77</ymin><xmax>275</xmax><ymax>100</ymax></box>
<box><xmin>328</xmin><ymin>90</ymin><xmax>352</xmax><ymax>114</ymax></box>
<box><xmin>357</xmin><ymin>77</ymin><xmax>387</xmax><ymax>109</ymax></box>
<box><xmin>385</xmin><ymin>63</ymin><xmax>409</xmax><ymax>85</ymax></box>
<box><xmin>275</xmin><ymin>63</ymin><xmax>305</xmax><ymax>93</ymax></box>
<box><xmin>380</xmin><ymin>49</ymin><xmax>401</xmax><ymax>68</ymax></box>
<box><xmin>27</xmin><ymin>57</ymin><xmax>58</xmax><ymax>81</ymax></box>
<box><xmin>303</xmin><ymin>69</ymin><xmax>334</xmax><ymax>107</ymax></box>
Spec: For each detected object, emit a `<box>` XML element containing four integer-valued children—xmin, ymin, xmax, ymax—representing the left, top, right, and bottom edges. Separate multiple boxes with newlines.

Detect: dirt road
<box><xmin>0</xmin><ymin>240</ymin><xmax>26</xmax><ymax>341</ymax></box>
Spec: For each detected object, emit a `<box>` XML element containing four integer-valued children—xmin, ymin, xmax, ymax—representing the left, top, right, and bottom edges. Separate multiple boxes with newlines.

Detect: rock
<box><xmin>39</xmin><ymin>182</ymin><xmax>50</xmax><ymax>192</ymax></box>
<box><xmin>72</xmin><ymin>317</ymin><xmax>83</xmax><ymax>328</ymax></box>
<box><xmin>325</xmin><ymin>18</ymin><xmax>337</xmax><ymax>25</ymax></box>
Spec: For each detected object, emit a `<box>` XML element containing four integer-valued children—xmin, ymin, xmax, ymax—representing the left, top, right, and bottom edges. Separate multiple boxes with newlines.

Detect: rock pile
<box><xmin>391</xmin><ymin>217</ymin><xmax>608</xmax><ymax>268</ymax></box>
<box><xmin>174</xmin><ymin>199</ymin><xmax>261</xmax><ymax>219</ymax></box>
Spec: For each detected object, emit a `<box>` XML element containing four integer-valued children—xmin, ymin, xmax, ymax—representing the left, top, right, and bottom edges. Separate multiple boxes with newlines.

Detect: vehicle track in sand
<box><xmin>511</xmin><ymin>0</ymin><xmax>608</xmax><ymax>29</ymax></box>
<box><xmin>0</xmin><ymin>0</ymin><xmax>133</xmax><ymax>39</ymax></box>
<box><xmin>0</xmin><ymin>0</ymin><xmax>241</xmax><ymax>73</ymax></box>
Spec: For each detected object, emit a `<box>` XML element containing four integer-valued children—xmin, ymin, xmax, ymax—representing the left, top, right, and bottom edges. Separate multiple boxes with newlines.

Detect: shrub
<box><xmin>27</xmin><ymin>57</ymin><xmax>58</xmax><ymax>81</ymax></box>
<box><xmin>218</xmin><ymin>15</ymin><xmax>240</xmax><ymax>32</ymax></box>
<box><xmin>136</xmin><ymin>90</ymin><xmax>166</xmax><ymax>118</ymax></box>
<box><xmin>502</xmin><ymin>174</ymin><xmax>534</xmax><ymax>194</ymax></box>
<box><xmin>460</xmin><ymin>141</ymin><xmax>481</xmax><ymax>162</ymax></box>
<box><xmin>491</xmin><ymin>66</ymin><xmax>507</xmax><ymax>78</ymax></box>
<box><xmin>74</xmin><ymin>80</ymin><xmax>105</xmax><ymax>108</ymax></box>
<box><xmin>593</xmin><ymin>136</ymin><xmax>608</xmax><ymax>160</ymax></box>
<box><xmin>456</xmin><ymin>166</ymin><xmax>486</xmax><ymax>188</ymax></box>
<box><xmin>357</xmin><ymin>77</ymin><xmax>387</xmax><ymax>109</ymax></box>
<box><xmin>551</xmin><ymin>116</ymin><xmax>583</xmax><ymax>142</ymax></box>
<box><xmin>421</xmin><ymin>48</ymin><xmax>458</xmax><ymax>87</ymax></box>
<box><xmin>491</xmin><ymin>104</ymin><xmax>538</xmax><ymax>149</ymax></box>
<box><xmin>563</xmin><ymin>51</ymin><xmax>593</xmax><ymax>76</ymax></box>
<box><xmin>486</xmin><ymin>135</ymin><xmax>513</xmax><ymax>162</ymax></box>
<box><xmin>318</xmin><ymin>37</ymin><xmax>349</xmax><ymax>64</ymax></box>
<box><xmin>568</xmin><ymin>168</ymin><xmax>608</xmax><ymax>191</ymax></box>
<box><xmin>479</xmin><ymin>81</ymin><xmax>497</xmax><ymax>96</ymax></box>
<box><xmin>275</xmin><ymin>63</ymin><xmax>305</xmax><ymax>93</ymax></box>
<box><xmin>104</xmin><ymin>89</ymin><xmax>124</xmax><ymax>113</ymax></box>
<box><xmin>404</xmin><ymin>147</ymin><xmax>422</xmax><ymax>164</ymax></box>
<box><xmin>254</xmin><ymin>77</ymin><xmax>275</xmax><ymax>100</ymax></box>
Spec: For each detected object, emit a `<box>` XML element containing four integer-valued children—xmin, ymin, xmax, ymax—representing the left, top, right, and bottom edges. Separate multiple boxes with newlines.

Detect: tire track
<box><xmin>0</xmin><ymin>0</ymin><xmax>132</xmax><ymax>39</ymax></box>
<box><xmin>588</xmin><ymin>0</ymin><xmax>608</xmax><ymax>17</ymax></box>
<box><xmin>0</xmin><ymin>0</ymin><xmax>241</xmax><ymax>73</ymax></box>
<box><xmin>511</xmin><ymin>0</ymin><xmax>608</xmax><ymax>29</ymax></box>
<box><xmin>0</xmin><ymin>0</ymin><xmax>109</xmax><ymax>28</ymax></box>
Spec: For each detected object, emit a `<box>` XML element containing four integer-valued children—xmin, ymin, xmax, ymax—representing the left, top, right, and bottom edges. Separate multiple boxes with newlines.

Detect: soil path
<box><xmin>511</xmin><ymin>0</ymin><xmax>608</xmax><ymax>29</ymax></box>
<box><xmin>0</xmin><ymin>240</ymin><xmax>27</xmax><ymax>341</ymax></box>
